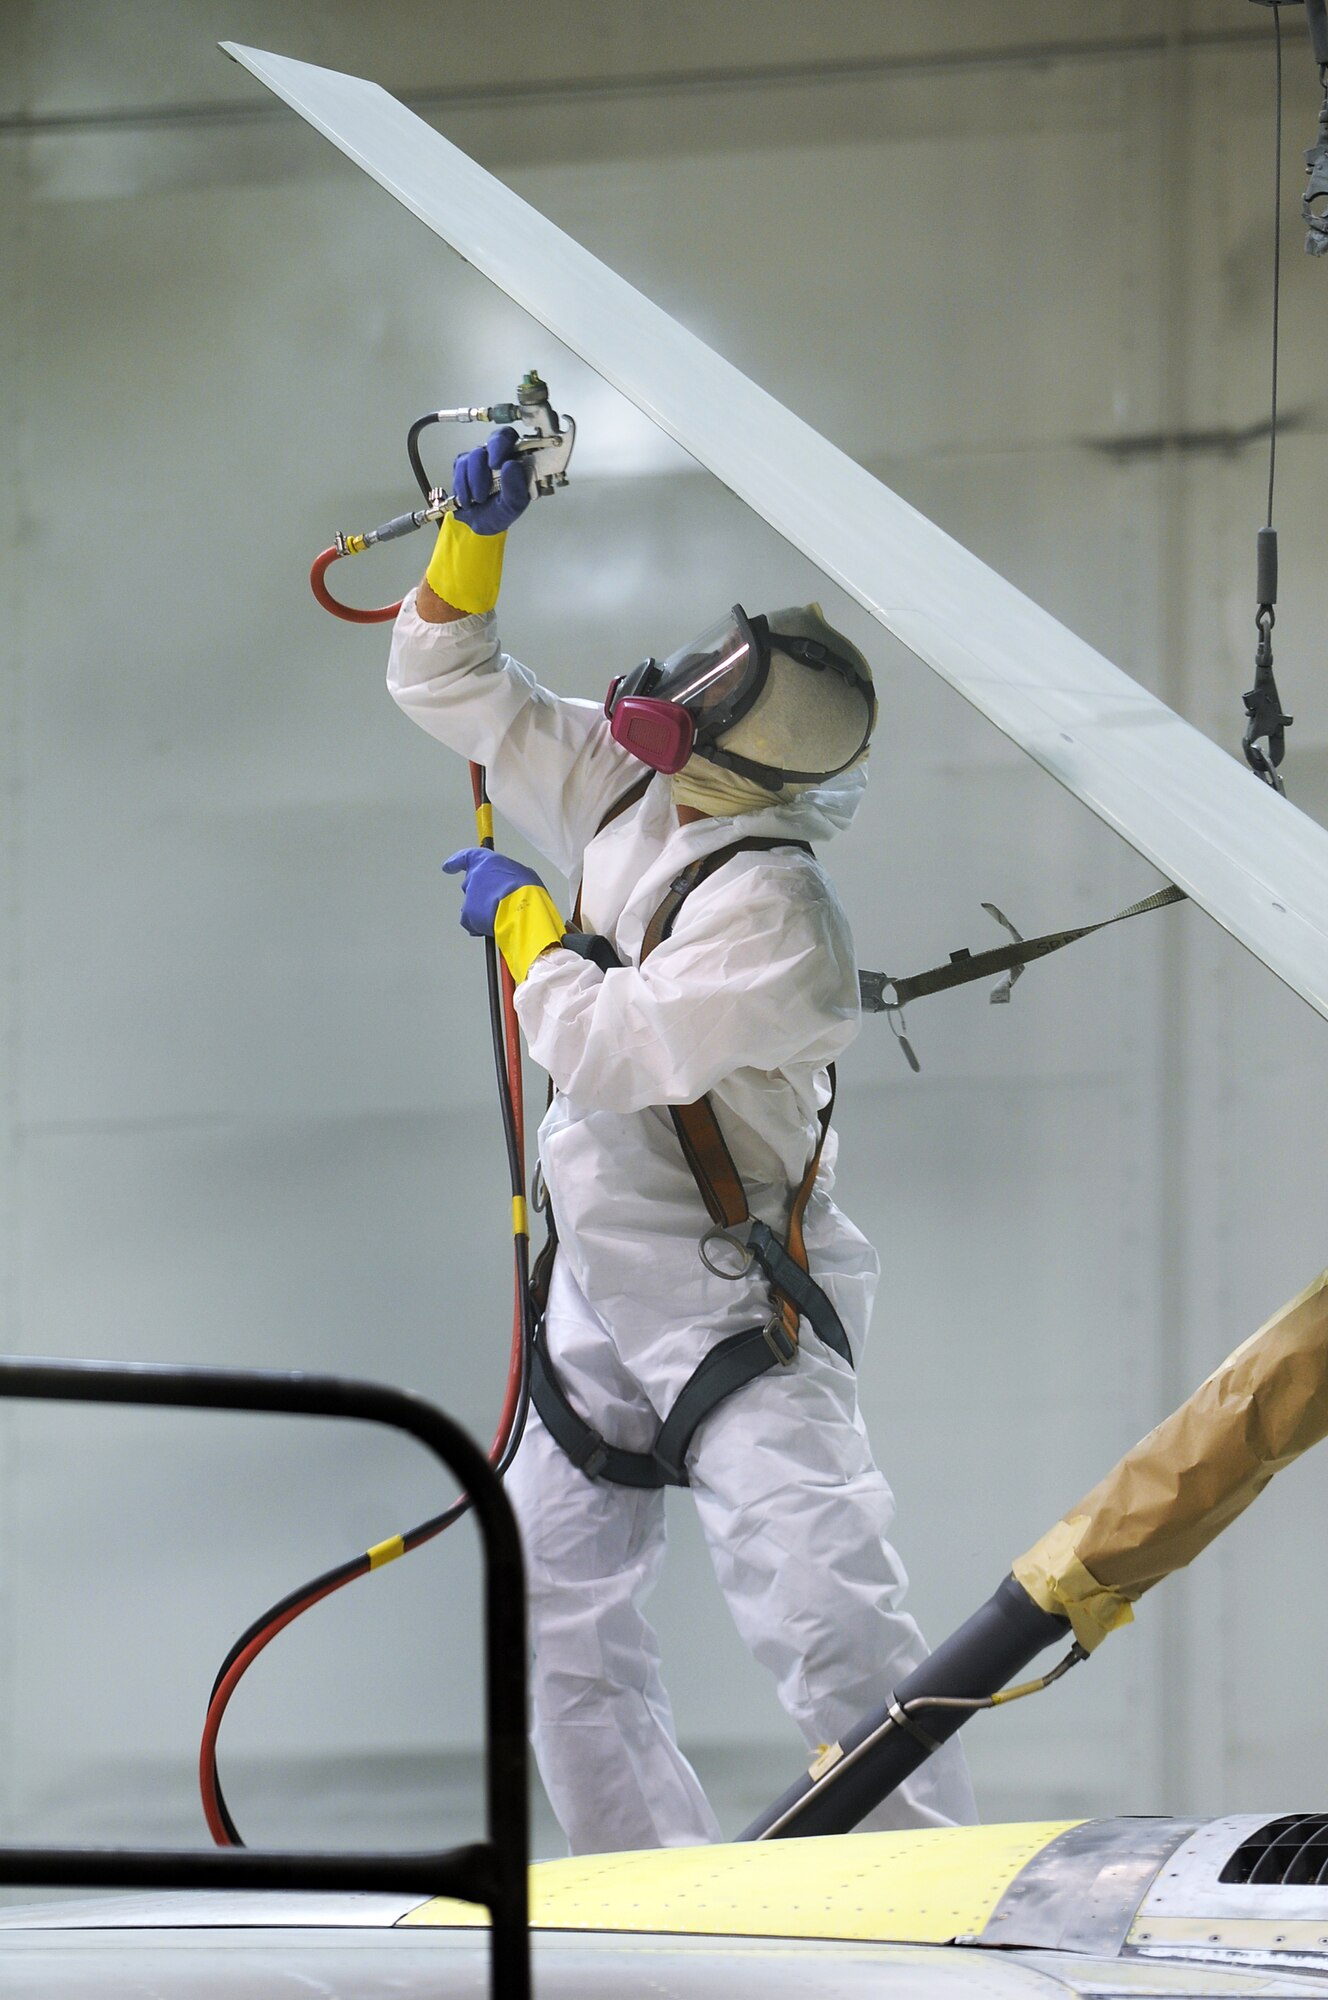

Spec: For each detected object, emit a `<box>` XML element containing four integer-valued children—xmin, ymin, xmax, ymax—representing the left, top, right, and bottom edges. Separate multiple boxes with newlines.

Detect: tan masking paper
<box><xmin>1014</xmin><ymin>1269</ymin><xmax>1328</xmax><ymax>1651</ymax></box>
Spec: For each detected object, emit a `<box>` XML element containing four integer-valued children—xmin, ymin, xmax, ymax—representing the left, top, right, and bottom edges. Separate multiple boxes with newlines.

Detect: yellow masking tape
<box><xmin>475</xmin><ymin>803</ymin><xmax>494</xmax><ymax>844</ymax></box>
<box><xmin>512</xmin><ymin>1196</ymin><xmax>528</xmax><ymax>1237</ymax></box>
<box><xmin>367</xmin><ymin>1535</ymin><xmax>406</xmax><ymax>1571</ymax></box>
<box><xmin>1012</xmin><ymin>1517</ymin><xmax>1135</xmax><ymax>1653</ymax></box>
<box><xmin>400</xmin><ymin>1822</ymin><xmax>1083</xmax><ymax>1942</ymax></box>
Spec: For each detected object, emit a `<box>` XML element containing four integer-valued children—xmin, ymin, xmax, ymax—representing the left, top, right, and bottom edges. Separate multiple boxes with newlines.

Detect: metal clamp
<box><xmin>699</xmin><ymin>1225</ymin><xmax>755</xmax><ymax>1280</ymax></box>
<box><xmin>857</xmin><ymin>969</ymin><xmax>894</xmax><ymax>1014</ymax></box>
<box><xmin>1243</xmin><ymin>605</ymin><xmax>1292</xmax><ymax>793</ymax></box>
<box><xmin>858</xmin><ymin>972</ymin><xmax>922</xmax><ymax>1071</ymax></box>
<box><xmin>887</xmin><ymin>1695</ymin><xmax>943</xmax><ymax>1755</ymax></box>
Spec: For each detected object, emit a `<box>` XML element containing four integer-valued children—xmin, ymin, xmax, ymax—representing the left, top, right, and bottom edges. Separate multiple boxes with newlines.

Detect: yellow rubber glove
<box><xmin>425</xmin><ymin>428</ymin><xmax>532</xmax><ymax>614</ymax></box>
<box><xmin>493</xmin><ymin>884</ymin><xmax>567</xmax><ymax>983</ymax></box>
<box><xmin>425</xmin><ymin>514</ymin><xmax>507</xmax><ymax>616</ymax></box>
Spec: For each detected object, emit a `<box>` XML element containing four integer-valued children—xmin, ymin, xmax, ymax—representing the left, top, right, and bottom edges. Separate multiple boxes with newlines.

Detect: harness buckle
<box><xmin>761</xmin><ymin>1312</ymin><xmax>798</xmax><ymax>1367</ymax></box>
<box><xmin>699</xmin><ymin>1224</ymin><xmax>755</xmax><ymax>1280</ymax></box>
<box><xmin>581</xmin><ymin>1440</ymin><xmax>609</xmax><ymax>1479</ymax></box>
<box><xmin>531</xmin><ymin>1162</ymin><xmax>548</xmax><ymax>1214</ymax></box>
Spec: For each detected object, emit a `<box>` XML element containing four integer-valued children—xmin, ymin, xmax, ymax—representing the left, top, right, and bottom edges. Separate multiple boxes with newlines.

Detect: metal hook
<box><xmin>885</xmin><ymin>1004</ymin><xmax>921</xmax><ymax>1074</ymax></box>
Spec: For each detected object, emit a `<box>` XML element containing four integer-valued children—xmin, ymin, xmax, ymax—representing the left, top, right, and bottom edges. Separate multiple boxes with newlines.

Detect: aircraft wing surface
<box><xmin>223</xmin><ymin>42</ymin><xmax>1328</xmax><ymax>1025</ymax></box>
<box><xmin>5</xmin><ymin>1818</ymin><xmax>1328</xmax><ymax>1993</ymax></box>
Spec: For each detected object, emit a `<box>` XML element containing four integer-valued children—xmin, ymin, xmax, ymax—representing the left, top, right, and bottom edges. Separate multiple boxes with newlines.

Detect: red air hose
<box><xmin>198</xmin><ymin>757</ymin><xmax>535</xmax><ymax>1848</ymax></box>
<box><xmin>198</xmin><ymin>1580</ymin><xmax>345</xmax><ymax>1845</ymax></box>
<box><xmin>309</xmin><ymin>546</ymin><xmax>404</xmax><ymax>625</ymax></box>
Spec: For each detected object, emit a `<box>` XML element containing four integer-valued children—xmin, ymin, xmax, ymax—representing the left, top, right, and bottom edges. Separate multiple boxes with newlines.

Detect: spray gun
<box><xmin>310</xmin><ymin>370</ymin><xmax>575</xmax><ymax>623</ymax></box>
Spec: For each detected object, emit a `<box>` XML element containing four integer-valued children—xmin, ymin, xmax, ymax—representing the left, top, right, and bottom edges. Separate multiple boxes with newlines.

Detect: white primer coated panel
<box><xmin>222</xmin><ymin>42</ymin><xmax>1328</xmax><ymax>1024</ymax></box>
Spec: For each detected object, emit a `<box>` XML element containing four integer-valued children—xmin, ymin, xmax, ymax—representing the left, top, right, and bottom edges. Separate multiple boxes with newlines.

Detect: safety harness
<box><xmin>529</xmin><ymin>786</ymin><xmax>853</xmax><ymax>1489</ymax></box>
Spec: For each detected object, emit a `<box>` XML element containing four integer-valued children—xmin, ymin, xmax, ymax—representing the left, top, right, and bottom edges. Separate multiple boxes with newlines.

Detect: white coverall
<box><xmin>388</xmin><ymin>596</ymin><xmax>977</xmax><ymax>1851</ymax></box>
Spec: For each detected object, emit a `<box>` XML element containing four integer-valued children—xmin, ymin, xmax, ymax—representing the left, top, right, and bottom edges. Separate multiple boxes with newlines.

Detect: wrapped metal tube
<box><xmin>1015</xmin><ymin>1269</ymin><xmax>1328</xmax><ymax>1650</ymax></box>
<box><xmin>744</xmin><ymin>1268</ymin><xmax>1328</xmax><ymax>1838</ymax></box>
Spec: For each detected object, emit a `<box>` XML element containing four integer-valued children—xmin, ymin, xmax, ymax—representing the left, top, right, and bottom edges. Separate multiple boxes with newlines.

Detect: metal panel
<box><xmin>980</xmin><ymin>1817</ymin><xmax>1200</xmax><ymax>1955</ymax></box>
<box><xmin>220</xmin><ymin>42</ymin><xmax>1328</xmax><ymax>1026</ymax></box>
<box><xmin>1132</xmin><ymin>1815</ymin><xmax>1328</xmax><ymax>1930</ymax></box>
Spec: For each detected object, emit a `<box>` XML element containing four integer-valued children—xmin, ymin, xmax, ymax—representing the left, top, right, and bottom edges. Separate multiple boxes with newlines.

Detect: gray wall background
<box><xmin>2</xmin><ymin>0</ymin><xmax>1326</xmax><ymax>1857</ymax></box>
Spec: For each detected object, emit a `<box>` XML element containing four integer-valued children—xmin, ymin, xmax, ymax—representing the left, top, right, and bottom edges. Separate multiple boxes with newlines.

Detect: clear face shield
<box><xmin>603</xmin><ymin>608</ymin><xmax>762</xmax><ymax>776</ymax></box>
<box><xmin>604</xmin><ymin>605</ymin><xmax>874</xmax><ymax>785</ymax></box>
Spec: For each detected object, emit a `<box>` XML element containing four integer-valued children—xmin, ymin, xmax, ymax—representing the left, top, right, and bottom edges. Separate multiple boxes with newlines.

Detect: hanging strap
<box><xmin>859</xmin><ymin>883</ymin><xmax>1188</xmax><ymax>1015</ymax></box>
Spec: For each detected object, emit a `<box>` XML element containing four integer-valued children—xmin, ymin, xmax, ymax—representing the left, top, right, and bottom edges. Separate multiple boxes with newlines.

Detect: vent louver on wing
<box><xmin>1220</xmin><ymin>1815</ymin><xmax>1328</xmax><ymax>1885</ymax></box>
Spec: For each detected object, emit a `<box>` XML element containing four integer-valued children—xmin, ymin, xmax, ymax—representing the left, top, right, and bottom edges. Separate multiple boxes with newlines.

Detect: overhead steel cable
<box><xmin>1242</xmin><ymin>1</ymin><xmax>1295</xmax><ymax>791</ymax></box>
<box><xmin>1269</xmin><ymin>0</ymin><xmax>1284</xmax><ymax>534</ymax></box>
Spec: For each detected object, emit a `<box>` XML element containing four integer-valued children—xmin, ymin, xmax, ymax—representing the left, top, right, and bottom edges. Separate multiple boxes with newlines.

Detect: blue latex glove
<box><xmin>443</xmin><ymin>847</ymin><xmax>547</xmax><ymax>937</ymax></box>
<box><xmin>451</xmin><ymin>427</ymin><xmax>533</xmax><ymax>536</ymax></box>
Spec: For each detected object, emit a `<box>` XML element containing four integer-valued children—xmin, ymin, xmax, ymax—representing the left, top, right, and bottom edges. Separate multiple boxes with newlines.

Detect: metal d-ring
<box><xmin>699</xmin><ymin>1225</ymin><xmax>755</xmax><ymax>1281</ymax></box>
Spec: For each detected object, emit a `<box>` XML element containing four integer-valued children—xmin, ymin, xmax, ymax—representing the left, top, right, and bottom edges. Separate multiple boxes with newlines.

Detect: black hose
<box><xmin>741</xmin><ymin>1574</ymin><xmax>1071</xmax><ymax>1840</ymax></box>
<box><xmin>407</xmin><ymin>413</ymin><xmax>442</xmax><ymax>503</ymax></box>
<box><xmin>205</xmin><ymin>767</ymin><xmax>536</xmax><ymax>1848</ymax></box>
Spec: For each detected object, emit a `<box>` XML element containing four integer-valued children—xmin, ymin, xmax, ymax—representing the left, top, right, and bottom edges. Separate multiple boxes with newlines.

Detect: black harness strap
<box><xmin>569</xmin><ymin>772</ymin><xmax>652</xmax><ymax>933</ymax></box>
<box><xmin>652</xmin><ymin>1324</ymin><xmax>808</xmax><ymax>1480</ymax></box>
<box><xmin>531</xmin><ymin>1323</ymin><xmax>668</xmax><ymax>1487</ymax></box>
<box><xmin>532</xmin><ymin>1319</ymin><xmax>800</xmax><ymax>1489</ymax></box>
<box><xmin>747</xmin><ymin>1219</ymin><xmax>850</xmax><ymax>1362</ymax></box>
<box><xmin>638</xmin><ymin>837</ymin><xmax>813</xmax><ymax>952</ymax></box>
<box><xmin>530</xmin><ymin>815</ymin><xmax>854</xmax><ymax>1487</ymax></box>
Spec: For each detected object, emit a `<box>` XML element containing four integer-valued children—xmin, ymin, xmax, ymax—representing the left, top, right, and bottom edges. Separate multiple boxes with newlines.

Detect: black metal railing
<box><xmin>0</xmin><ymin>1357</ymin><xmax>529</xmax><ymax>2000</ymax></box>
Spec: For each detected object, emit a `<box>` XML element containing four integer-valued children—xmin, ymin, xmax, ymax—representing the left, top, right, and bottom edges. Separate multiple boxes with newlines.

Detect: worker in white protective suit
<box><xmin>387</xmin><ymin>426</ymin><xmax>977</xmax><ymax>1852</ymax></box>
